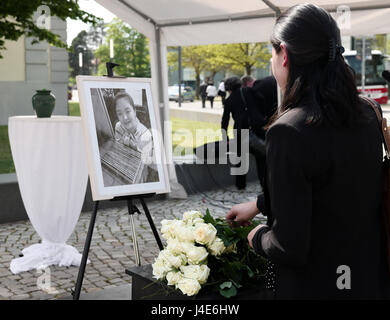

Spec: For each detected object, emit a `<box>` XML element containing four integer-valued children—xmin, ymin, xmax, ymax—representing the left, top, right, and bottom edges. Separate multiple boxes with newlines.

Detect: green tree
<box><xmin>69</xmin><ymin>30</ymin><xmax>95</xmax><ymax>77</ymax></box>
<box><xmin>373</xmin><ymin>34</ymin><xmax>390</xmax><ymax>54</ymax></box>
<box><xmin>94</xmin><ymin>18</ymin><xmax>150</xmax><ymax>77</ymax></box>
<box><xmin>0</xmin><ymin>0</ymin><xmax>100</xmax><ymax>58</ymax></box>
<box><xmin>220</xmin><ymin>43</ymin><xmax>271</xmax><ymax>75</ymax></box>
<box><xmin>203</xmin><ymin>44</ymin><xmax>231</xmax><ymax>82</ymax></box>
<box><xmin>168</xmin><ymin>45</ymin><xmax>209</xmax><ymax>98</ymax></box>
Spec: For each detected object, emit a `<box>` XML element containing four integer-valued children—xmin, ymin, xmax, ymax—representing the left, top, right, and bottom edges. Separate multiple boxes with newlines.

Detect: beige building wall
<box><xmin>0</xmin><ymin>38</ymin><xmax>26</xmax><ymax>82</ymax></box>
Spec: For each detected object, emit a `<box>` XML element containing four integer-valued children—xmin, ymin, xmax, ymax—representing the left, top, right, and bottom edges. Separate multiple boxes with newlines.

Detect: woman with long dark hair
<box><xmin>226</xmin><ymin>3</ymin><xmax>390</xmax><ymax>299</ymax></box>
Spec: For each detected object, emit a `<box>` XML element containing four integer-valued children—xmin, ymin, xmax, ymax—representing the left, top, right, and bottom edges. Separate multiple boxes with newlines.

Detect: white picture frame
<box><xmin>76</xmin><ymin>75</ymin><xmax>170</xmax><ymax>200</ymax></box>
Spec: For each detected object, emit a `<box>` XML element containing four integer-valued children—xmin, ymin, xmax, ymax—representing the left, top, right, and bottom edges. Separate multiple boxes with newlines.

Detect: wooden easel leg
<box><xmin>73</xmin><ymin>201</ymin><xmax>99</xmax><ymax>300</ymax></box>
<box><xmin>139</xmin><ymin>198</ymin><xmax>164</xmax><ymax>250</ymax></box>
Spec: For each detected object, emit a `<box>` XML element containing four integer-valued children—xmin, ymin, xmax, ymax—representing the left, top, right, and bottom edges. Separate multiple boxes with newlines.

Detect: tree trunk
<box><xmin>195</xmin><ymin>73</ymin><xmax>201</xmax><ymax>99</ymax></box>
<box><xmin>245</xmin><ymin>64</ymin><xmax>252</xmax><ymax>76</ymax></box>
<box><xmin>211</xmin><ymin>71</ymin><xmax>217</xmax><ymax>83</ymax></box>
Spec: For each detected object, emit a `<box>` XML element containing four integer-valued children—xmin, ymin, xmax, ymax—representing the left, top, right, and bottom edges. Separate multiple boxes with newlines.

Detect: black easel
<box><xmin>72</xmin><ymin>63</ymin><xmax>163</xmax><ymax>300</ymax></box>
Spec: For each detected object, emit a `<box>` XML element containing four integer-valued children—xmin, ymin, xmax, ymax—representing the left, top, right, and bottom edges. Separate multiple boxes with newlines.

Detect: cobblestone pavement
<box><xmin>0</xmin><ymin>182</ymin><xmax>263</xmax><ymax>300</ymax></box>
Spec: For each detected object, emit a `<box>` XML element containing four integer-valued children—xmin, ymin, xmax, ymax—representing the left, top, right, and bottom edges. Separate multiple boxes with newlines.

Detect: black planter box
<box><xmin>126</xmin><ymin>264</ymin><xmax>267</xmax><ymax>300</ymax></box>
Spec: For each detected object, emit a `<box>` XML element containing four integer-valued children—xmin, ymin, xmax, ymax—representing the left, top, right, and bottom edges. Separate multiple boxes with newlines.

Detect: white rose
<box><xmin>161</xmin><ymin>250</ymin><xmax>187</xmax><ymax>268</ymax></box>
<box><xmin>166</xmin><ymin>238</ymin><xmax>183</xmax><ymax>255</ymax></box>
<box><xmin>176</xmin><ymin>278</ymin><xmax>201</xmax><ymax>296</ymax></box>
<box><xmin>180</xmin><ymin>264</ymin><xmax>210</xmax><ymax>285</ymax></box>
<box><xmin>166</xmin><ymin>271</ymin><xmax>183</xmax><ymax>286</ymax></box>
<box><xmin>186</xmin><ymin>245</ymin><xmax>208</xmax><ymax>264</ymax></box>
<box><xmin>176</xmin><ymin>224</ymin><xmax>196</xmax><ymax>242</ymax></box>
<box><xmin>192</xmin><ymin>217</ymin><xmax>204</xmax><ymax>225</ymax></box>
<box><xmin>182</xmin><ymin>210</ymin><xmax>202</xmax><ymax>223</ymax></box>
<box><xmin>180</xmin><ymin>241</ymin><xmax>196</xmax><ymax>253</ymax></box>
<box><xmin>194</xmin><ymin>223</ymin><xmax>217</xmax><ymax>245</ymax></box>
<box><xmin>208</xmin><ymin>238</ymin><xmax>226</xmax><ymax>256</ymax></box>
<box><xmin>152</xmin><ymin>256</ymin><xmax>172</xmax><ymax>280</ymax></box>
<box><xmin>161</xmin><ymin>219</ymin><xmax>176</xmax><ymax>240</ymax></box>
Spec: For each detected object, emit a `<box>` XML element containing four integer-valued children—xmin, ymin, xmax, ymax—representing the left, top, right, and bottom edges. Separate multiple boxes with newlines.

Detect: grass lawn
<box><xmin>171</xmin><ymin>117</ymin><xmax>233</xmax><ymax>156</ymax></box>
<box><xmin>0</xmin><ymin>126</ymin><xmax>15</xmax><ymax>174</ymax></box>
<box><xmin>68</xmin><ymin>101</ymin><xmax>81</xmax><ymax>116</ymax></box>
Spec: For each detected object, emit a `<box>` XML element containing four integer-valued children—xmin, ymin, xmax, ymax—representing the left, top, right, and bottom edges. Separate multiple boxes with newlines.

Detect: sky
<box><xmin>66</xmin><ymin>0</ymin><xmax>116</xmax><ymax>45</ymax></box>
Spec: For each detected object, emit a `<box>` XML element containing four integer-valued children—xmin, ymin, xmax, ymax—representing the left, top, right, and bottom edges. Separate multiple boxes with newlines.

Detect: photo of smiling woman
<box><xmin>90</xmin><ymin>87</ymin><xmax>158</xmax><ymax>187</ymax></box>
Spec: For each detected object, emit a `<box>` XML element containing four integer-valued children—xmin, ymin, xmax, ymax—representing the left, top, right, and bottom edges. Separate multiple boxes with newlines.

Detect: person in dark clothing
<box><xmin>199</xmin><ymin>80</ymin><xmax>208</xmax><ymax>108</ymax></box>
<box><xmin>251</xmin><ymin>76</ymin><xmax>278</xmax><ymax>137</ymax></box>
<box><xmin>244</xmin><ymin>76</ymin><xmax>278</xmax><ymax>186</ymax></box>
<box><xmin>222</xmin><ymin>76</ymin><xmax>277</xmax><ymax>189</ymax></box>
<box><xmin>241</xmin><ymin>75</ymin><xmax>255</xmax><ymax>88</ymax></box>
<box><xmin>221</xmin><ymin>77</ymin><xmax>247</xmax><ymax>134</ymax></box>
<box><xmin>221</xmin><ymin>77</ymin><xmax>247</xmax><ymax>189</ymax></box>
<box><xmin>226</xmin><ymin>3</ymin><xmax>390</xmax><ymax>300</ymax></box>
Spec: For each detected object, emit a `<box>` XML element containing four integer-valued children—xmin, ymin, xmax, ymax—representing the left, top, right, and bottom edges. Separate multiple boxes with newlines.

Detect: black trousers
<box><xmin>201</xmin><ymin>95</ymin><xmax>207</xmax><ymax>108</ymax></box>
<box><xmin>208</xmin><ymin>96</ymin><xmax>214</xmax><ymax>108</ymax></box>
<box><xmin>235</xmin><ymin>152</ymin><xmax>266</xmax><ymax>190</ymax></box>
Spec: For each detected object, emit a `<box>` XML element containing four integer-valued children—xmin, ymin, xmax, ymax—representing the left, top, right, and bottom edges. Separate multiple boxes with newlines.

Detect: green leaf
<box><xmin>219</xmin><ymin>281</ymin><xmax>232</xmax><ymax>290</ymax></box>
<box><xmin>203</xmin><ymin>208</ymin><xmax>216</xmax><ymax>225</ymax></box>
<box><xmin>246</xmin><ymin>266</ymin><xmax>254</xmax><ymax>278</ymax></box>
<box><xmin>219</xmin><ymin>286</ymin><xmax>237</xmax><ymax>298</ymax></box>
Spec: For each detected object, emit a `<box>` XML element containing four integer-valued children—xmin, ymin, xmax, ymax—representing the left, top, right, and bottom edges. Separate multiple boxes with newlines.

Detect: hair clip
<box><xmin>336</xmin><ymin>44</ymin><xmax>345</xmax><ymax>55</ymax></box>
<box><xmin>329</xmin><ymin>39</ymin><xmax>345</xmax><ymax>61</ymax></box>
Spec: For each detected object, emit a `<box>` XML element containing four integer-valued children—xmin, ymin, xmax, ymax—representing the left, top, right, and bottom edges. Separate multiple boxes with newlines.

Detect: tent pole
<box><xmin>155</xmin><ymin>27</ymin><xmax>165</xmax><ymax>132</ymax></box>
<box><xmin>261</xmin><ymin>0</ymin><xmax>281</xmax><ymax>17</ymax></box>
<box><xmin>155</xmin><ymin>27</ymin><xmax>188</xmax><ymax>199</ymax></box>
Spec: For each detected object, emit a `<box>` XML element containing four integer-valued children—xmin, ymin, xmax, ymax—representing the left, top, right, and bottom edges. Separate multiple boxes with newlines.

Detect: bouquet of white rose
<box><xmin>152</xmin><ymin>209</ymin><xmax>266</xmax><ymax>298</ymax></box>
<box><xmin>152</xmin><ymin>210</ymin><xmax>225</xmax><ymax>296</ymax></box>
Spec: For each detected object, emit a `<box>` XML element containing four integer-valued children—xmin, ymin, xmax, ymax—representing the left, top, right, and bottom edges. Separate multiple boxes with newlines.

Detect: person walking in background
<box><xmin>218</xmin><ymin>80</ymin><xmax>226</xmax><ymax>105</ymax></box>
<box><xmin>206</xmin><ymin>81</ymin><xmax>217</xmax><ymax>108</ymax></box>
<box><xmin>199</xmin><ymin>79</ymin><xmax>208</xmax><ymax>108</ymax></box>
<box><xmin>226</xmin><ymin>3</ymin><xmax>390</xmax><ymax>299</ymax></box>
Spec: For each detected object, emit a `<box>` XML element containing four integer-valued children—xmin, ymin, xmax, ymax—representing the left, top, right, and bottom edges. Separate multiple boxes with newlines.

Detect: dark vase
<box><xmin>32</xmin><ymin>89</ymin><xmax>55</xmax><ymax>118</ymax></box>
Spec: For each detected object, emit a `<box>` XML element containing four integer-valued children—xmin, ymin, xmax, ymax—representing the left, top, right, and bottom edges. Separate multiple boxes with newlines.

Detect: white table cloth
<box><xmin>8</xmin><ymin>116</ymin><xmax>89</xmax><ymax>273</ymax></box>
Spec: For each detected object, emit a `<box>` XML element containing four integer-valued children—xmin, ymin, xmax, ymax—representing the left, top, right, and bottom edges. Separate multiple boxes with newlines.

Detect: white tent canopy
<box><xmin>95</xmin><ymin>0</ymin><xmax>390</xmax><ymax>190</ymax></box>
<box><xmin>97</xmin><ymin>0</ymin><xmax>390</xmax><ymax>45</ymax></box>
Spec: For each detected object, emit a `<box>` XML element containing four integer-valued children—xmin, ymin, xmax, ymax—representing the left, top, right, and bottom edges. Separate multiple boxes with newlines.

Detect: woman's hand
<box><xmin>225</xmin><ymin>201</ymin><xmax>259</xmax><ymax>227</ymax></box>
<box><xmin>247</xmin><ymin>224</ymin><xmax>267</xmax><ymax>248</ymax></box>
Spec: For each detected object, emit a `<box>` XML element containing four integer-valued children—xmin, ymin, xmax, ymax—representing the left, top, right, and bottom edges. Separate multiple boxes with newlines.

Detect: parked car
<box><xmin>168</xmin><ymin>86</ymin><xmax>195</xmax><ymax>102</ymax></box>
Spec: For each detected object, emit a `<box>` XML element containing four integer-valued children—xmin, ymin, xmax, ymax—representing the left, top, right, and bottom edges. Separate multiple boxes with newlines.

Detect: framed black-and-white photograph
<box><xmin>76</xmin><ymin>76</ymin><xmax>170</xmax><ymax>200</ymax></box>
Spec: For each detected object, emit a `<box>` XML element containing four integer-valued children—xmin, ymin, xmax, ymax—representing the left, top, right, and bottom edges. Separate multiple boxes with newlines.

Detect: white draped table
<box><xmin>8</xmin><ymin>116</ymin><xmax>89</xmax><ymax>274</ymax></box>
